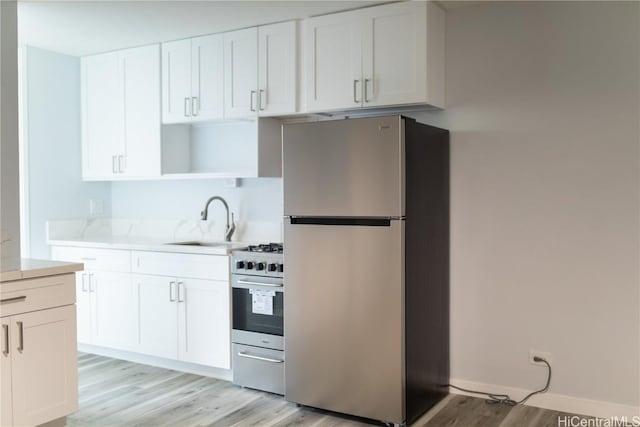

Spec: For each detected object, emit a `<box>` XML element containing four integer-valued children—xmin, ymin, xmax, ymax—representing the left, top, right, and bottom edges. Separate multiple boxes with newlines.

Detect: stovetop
<box><xmin>244</xmin><ymin>243</ymin><xmax>283</xmax><ymax>254</ymax></box>
<box><xmin>232</xmin><ymin>242</ymin><xmax>283</xmax><ymax>277</ymax></box>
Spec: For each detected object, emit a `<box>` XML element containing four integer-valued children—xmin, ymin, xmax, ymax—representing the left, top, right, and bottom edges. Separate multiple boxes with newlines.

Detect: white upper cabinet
<box><xmin>224</xmin><ymin>21</ymin><xmax>298</xmax><ymax>119</ymax></box>
<box><xmin>305</xmin><ymin>10</ymin><xmax>363</xmax><ymax>112</ymax></box>
<box><xmin>305</xmin><ymin>1</ymin><xmax>445</xmax><ymax>112</ymax></box>
<box><xmin>224</xmin><ymin>27</ymin><xmax>259</xmax><ymax>119</ymax></box>
<box><xmin>162</xmin><ymin>35</ymin><xmax>224</xmax><ymax>124</ymax></box>
<box><xmin>258</xmin><ymin>21</ymin><xmax>297</xmax><ymax>116</ymax></box>
<box><xmin>81</xmin><ymin>44</ymin><xmax>161</xmax><ymax>180</ymax></box>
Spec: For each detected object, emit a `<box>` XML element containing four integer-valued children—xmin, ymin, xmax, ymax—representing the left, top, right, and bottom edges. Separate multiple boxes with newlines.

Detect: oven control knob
<box><xmin>246</xmin><ymin>261</ymin><xmax>255</xmax><ymax>270</ymax></box>
<box><xmin>236</xmin><ymin>261</ymin><xmax>245</xmax><ymax>269</ymax></box>
<box><xmin>256</xmin><ymin>262</ymin><xmax>266</xmax><ymax>271</ymax></box>
<box><xmin>278</xmin><ymin>264</ymin><xmax>284</xmax><ymax>273</ymax></box>
<box><xmin>268</xmin><ymin>263</ymin><xmax>277</xmax><ymax>272</ymax></box>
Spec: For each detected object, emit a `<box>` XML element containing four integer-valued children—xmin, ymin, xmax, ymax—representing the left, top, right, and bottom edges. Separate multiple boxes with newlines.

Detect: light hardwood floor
<box><xmin>68</xmin><ymin>353</ymin><xmax>593</xmax><ymax>427</ymax></box>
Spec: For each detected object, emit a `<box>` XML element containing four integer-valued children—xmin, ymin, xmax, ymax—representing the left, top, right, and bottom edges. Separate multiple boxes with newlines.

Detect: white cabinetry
<box><xmin>132</xmin><ymin>251</ymin><xmax>231</xmax><ymax>369</ymax></box>
<box><xmin>224</xmin><ymin>21</ymin><xmax>297</xmax><ymax>118</ymax></box>
<box><xmin>81</xmin><ymin>44</ymin><xmax>161</xmax><ymax>180</ymax></box>
<box><xmin>1</xmin><ymin>274</ymin><xmax>78</xmax><ymax>427</ymax></box>
<box><xmin>305</xmin><ymin>1</ymin><xmax>444</xmax><ymax>112</ymax></box>
<box><xmin>51</xmin><ymin>247</ymin><xmax>136</xmax><ymax>351</ymax></box>
<box><xmin>162</xmin><ymin>34</ymin><xmax>224</xmax><ymax>124</ymax></box>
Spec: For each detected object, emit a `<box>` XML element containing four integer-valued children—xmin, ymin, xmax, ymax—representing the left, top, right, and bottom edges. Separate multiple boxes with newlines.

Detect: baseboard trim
<box><xmin>78</xmin><ymin>344</ymin><xmax>233</xmax><ymax>382</ymax></box>
<box><xmin>449</xmin><ymin>378</ymin><xmax>639</xmax><ymax>420</ymax></box>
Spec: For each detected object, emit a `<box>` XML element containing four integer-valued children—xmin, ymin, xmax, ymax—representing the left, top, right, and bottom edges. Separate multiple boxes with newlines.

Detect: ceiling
<box><xmin>18</xmin><ymin>0</ymin><xmax>484</xmax><ymax>57</ymax></box>
<box><xmin>18</xmin><ymin>1</ymin><xmax>385</xmax><ymax>57</ymax></box>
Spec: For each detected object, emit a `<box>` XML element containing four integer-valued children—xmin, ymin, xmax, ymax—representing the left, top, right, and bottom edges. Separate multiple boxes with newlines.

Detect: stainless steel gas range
<box><xmin>231</xmin><ymin>243</ymin><xmax>284</xmax><ymax>395</ymax></box>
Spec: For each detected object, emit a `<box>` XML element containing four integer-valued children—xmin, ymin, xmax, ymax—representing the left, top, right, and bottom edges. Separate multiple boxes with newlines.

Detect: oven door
<box><xmin>232</xmin><ymin>275</ymin><xmax>284</xmax><ymax>347</ymax></box>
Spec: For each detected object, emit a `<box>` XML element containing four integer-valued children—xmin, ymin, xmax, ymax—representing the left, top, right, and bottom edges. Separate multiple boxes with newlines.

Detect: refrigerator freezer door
<box><xmin>283</xmin><ymin>115</ymin><xmax>404</xmax><ymax>218</ymax></box>
<box><xmin>284</xmin><ymin>218</ymin><xmax>405</xmax><ymax>424</ymax></box>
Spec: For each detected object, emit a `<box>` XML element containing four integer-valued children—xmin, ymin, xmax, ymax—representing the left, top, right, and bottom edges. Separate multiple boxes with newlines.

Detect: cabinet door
<box><xmin>81</xmin><ymin>51</ymin><xmax>124</xmax><ymax>179</ymax></box>
<box><xmin>224</xmin><ymin>27</ymin><xmax>258</xmax><ymax>119</ymax></box>
<box><xmin>361</xmin><ymin>1</ymin><xmax>427</xmax><ymax>107</ymax></box>
<box><xmin>305</xmin><ymin>10</ymin><xmax>363</xmax><ymax>112</ymax></box>
<box><xmin>0</xmin><ymin>319</ymin><xmax>12</xmax><ymax>427</ymax></box>
<box><xmin>11</xmin><ymin>305</ymin><xmax>78</xmax><ymax>427</ymax></box>
<box><xmin>177</xmin><ymin>278</ymin><xmax>230</xmax><ymax>368</ymax></box>
<box><xmin>162</xmin><ymin>39</ymin><xmax>192</xmax><ymax>124</ymax></box>
<box><xmin>92</xmin><ymin>271</ymin><xmax>137</xmax><ymax>351</ymax></box>
<box><xmin>258</xmin><ymin>21</ymin><xmax>297</xmax><ymax>116</ymax></box>
<box><xmin>191</xmin><ymin>34</ymin><xmax>224</xmax><ymax>121</ymax></box>
<box><xmin>75</xmin><ymin>272</ymin><xmax>93</xmax><ymax>344</ymax></box>
<box><xmin>135</xmin><ymin>274</ymin><xmax>178</xmax><ymax>359</ymax></box>
<box><xmin>121</xmin><ymin>44</ymin><xmax>161</xmax><ymax>177</ymax></box>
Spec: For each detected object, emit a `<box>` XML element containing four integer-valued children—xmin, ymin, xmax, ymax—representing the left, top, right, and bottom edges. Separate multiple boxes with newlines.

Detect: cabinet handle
<box><xmin>364</xmin><ymin>78</ymin><xmax>371</xmax><ymax>103</ymax></box>
<box><xmin>353</xmin><ymin>79</ymin><xmax>360</xmax><ymax>104</ymax></box>
<box><xmin>177</xmin><ymin>282</ymin><xmax>184</xmax><ymax>303</ymax></box>
<box><xmin>2</xmin><ymin>324</ymin><xmax>8</xmax><ymax>356</ymax></box>
<box><xmin>88</xmin><ymin>274</ymin><xmax>95</xmax><ymax>293</ymax></box>
<box><xmin>118</xmin><ymin>155</ymin><xmax>125</xmax><ymax>173</ymax></box>
<box><xmin>80</xmin><ymin>257</ymin><xmax>96</xmax><ymax>261</ymax></box>
<box><xmin>169</xmin><ymin>281</ymin><xmax>176</xmax><ymax>302</ymax></box>
<box><xmin>259</xmin><ymin>89</ymin><xmax>266</xmax><ymax>111</ymax></box>
<box><xmin>1</xmin><ymin>296</ymin><xmax>27</xmax><ymax>304</ymax></box>
<box><xmin>191</xmin><ymin>97</ymin><xmax>199</xmax><ymax>117</ymax></box>
<box><xmin>184</xmin><ymin>97</ymin><xmax>191</xmax><ymax>117</ymax></box>
<box><xmin>112</xmin><ymin>155</ymin><xmax>117</xmax><ymax>174</ymax></box>
<box><xmin>237</xmin><ymin>351</ymin><xmax>284</xmax><ymax>364</ymax></box>
<box><xmin>81</xmin><ymin>274</ymin><xmax>88</xmax><ymax>292</ymax></box>
<box><xmin>17</xmin><ymin>321</ymin><xmax>23</xmax><ymax>352</ymax></box>
<box><xmin>250</xmin><ymin>90</ymin><xmax>257</xmax><ymax>112</ymax></box>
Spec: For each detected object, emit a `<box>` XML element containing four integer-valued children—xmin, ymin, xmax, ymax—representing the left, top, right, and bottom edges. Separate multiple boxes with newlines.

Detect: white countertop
<box><xmin>0</xmin><ymin>258</ymin><xmax>84</xmax><ymax>283</ymax></box>
<box><xmin>47</xmin><ymin>236</ymin><xmax>249</xmax><ymax>256</ymax></box>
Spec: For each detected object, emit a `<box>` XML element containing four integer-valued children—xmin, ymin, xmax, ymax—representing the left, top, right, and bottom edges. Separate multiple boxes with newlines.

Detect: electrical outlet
<box><xmin>529</xmin><ymin>350</ymin><xmax>552</xmax><ymax>366</ymax></box>
<box><xmin>89</xmin><ymin>199</ymin><xmax>103</xmax><ymax>216</ymax></box>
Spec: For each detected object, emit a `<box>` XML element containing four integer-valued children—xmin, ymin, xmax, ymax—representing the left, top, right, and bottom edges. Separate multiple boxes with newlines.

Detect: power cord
<box><xmin>448</xmin><ymin>357</ymin><xmax>552</xmax><ymax>406</ymax></box>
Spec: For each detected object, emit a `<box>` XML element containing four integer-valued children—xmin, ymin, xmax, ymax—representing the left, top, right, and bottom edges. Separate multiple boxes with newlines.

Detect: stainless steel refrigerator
<box><xmin>282</xmin><ymin>115</ymin><xmax>450</xmax><ymax>426</ymax></box>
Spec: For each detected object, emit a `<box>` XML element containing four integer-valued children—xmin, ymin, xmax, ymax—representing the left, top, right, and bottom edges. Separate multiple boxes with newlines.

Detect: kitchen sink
<box><xmin>164</xmin><ymin>241</ymin><xmax>243</xmax><ymax>248</ymax></box>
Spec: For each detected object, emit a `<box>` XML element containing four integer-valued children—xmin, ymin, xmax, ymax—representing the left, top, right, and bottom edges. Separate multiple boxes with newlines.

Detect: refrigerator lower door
<box><xmin>284</xmin><ymin>217</ymin><xmax>405</xmax><ymax>424</ymax></box>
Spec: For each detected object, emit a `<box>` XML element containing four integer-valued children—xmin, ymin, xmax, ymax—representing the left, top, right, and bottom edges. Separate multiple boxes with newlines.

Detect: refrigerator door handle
<box><xmin>288</xmin><ymin>217</ymin><xmax>397</xmax><ymax>227</ymax></box>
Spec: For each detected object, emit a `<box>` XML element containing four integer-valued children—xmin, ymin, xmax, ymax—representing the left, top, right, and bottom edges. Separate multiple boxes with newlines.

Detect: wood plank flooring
<box><xmin>68</xmin><ymin>353</ymin><xmax>595</xmax><ymax>427</ymax></box>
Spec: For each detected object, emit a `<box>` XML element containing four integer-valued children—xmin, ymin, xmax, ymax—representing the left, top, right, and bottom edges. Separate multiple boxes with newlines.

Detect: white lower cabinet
<box><xmin>52</xmin><ymin>246</ymin><xmax>231</xmax><ymax>370</ymax></box>
<box><xmin>135</xmin><ymin>274</ymin><xmax>230</xmax><ymax>369</ymax></box>
<box><xmin>1</xmin><ymin>274</ymin><xmax>78</xmax><ymax>427</ymax></box>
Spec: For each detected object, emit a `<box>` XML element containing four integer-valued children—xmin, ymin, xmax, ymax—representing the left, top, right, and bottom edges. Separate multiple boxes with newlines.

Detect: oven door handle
<box><xmin>236</xmin><ymin>280</ymin><xmax>283</xmax><ymax>288</ymax></box>
<box><xmin>237</xmin><ymin>351</ymin><xmax>284</xmax><ymax>364</ymax></box>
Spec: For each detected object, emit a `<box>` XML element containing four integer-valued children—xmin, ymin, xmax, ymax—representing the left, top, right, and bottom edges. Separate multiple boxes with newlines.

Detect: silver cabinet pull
<box><xmin>17</xmin><ymin>321</ymin><xmax>24</xmax><ymax>352</ymax></box>
<box><xmin>191</xmin><ymin>97</ymin><xmax>199</xmax><ymax>117</ymax></box>
<box><xmin>237</xmin><ymin>351</ymin><xmax>284</xmax><ymax>364</ymax></box>
<box><xmin>1</xmin><ymin>296</ymin><xmax>27</xmax><ymax>304</ymax></box>
<box><xmin>236</xmin><ymin>280</ymin><xmax>283</xmax><ymax>288</ymax></box>
<box><xmin>87</xmin><ymin>274</ymin><xmax>95</xmax><ymax>293</ymax></box>
<box><xmin>250</xmin><ymin>90</ymin><xmax>257</xmax><ymax>112</ymax></box>
<box><xmin>364</xmin><ymin>78</ymin><xmax>371</xmax><ymax>103</ymax></box>
<box><xmin>81</xmin><ymin>274</ymin><xmax>88</xmax><ymax>292</ymax></box>
<box><xmin>2</xmin><ymin>324</ymin><xmax>8</xmax><ymax>355</ymax></box>
<box><xmin>80</xmin><ymin>257</ymin><xmax>96</xmax><ymax>261</ymax></box>
<box><xmin>112</xmin><ymin>155</ymin><xmax>117</xmax><ymax>174</ymax></box>
<box><xmin>177</xmin><ymin>282</ymin><xmax>185</xmax><ymax>303</ymax></box>
<box><xmin>118</xmin><ymin>155</ymin><xmax>125</xmax><ymax>173</ymax></box>
<box><xmin>353</xmin><ymin>79</ymin><xmax>360</xmax><ymax>103</ymax></box>
<box><xmin>259</xmin><ymin>89</ymin><xmax>266</xmax><ymax>111</ymax></box>
<box><xmin>169</xmin><ymin>281</ymin><xmax>176</xmax><ymax>302</ymax></box>
<box><xmin>184</xmin><ymin>97</ymin><xmax>191</xmax><ymax>117</ymax></box>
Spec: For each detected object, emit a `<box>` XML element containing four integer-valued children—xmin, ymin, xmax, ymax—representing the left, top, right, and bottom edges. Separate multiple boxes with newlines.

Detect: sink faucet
<box><xmin>200</xmin><ymin>196</ymin><xmax>236</xmax><ymax>242</ymax></box>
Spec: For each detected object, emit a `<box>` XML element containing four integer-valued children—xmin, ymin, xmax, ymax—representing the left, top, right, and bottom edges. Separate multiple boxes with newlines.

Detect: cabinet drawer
<box><xmin>51</xmin><ymin>246</ymin><xmax>131</xmax><ymax>273</ymax></box>
<box><xmin>0</xmin><ymin>273</ymin><xmax>76</xmax><ymax>317</ymax></box>
<box><xmin>131</xmin><ymin>251</ymin><xmax>229</xmax><ymax>281</ymax></box>
<box><xmin>232</xmin><ymin>343</ymin><xmax>284</xmax><ymax>395</ymax></box>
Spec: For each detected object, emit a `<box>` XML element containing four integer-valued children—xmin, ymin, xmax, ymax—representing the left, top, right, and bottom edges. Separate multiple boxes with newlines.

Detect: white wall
<box><xmin>0</xmin><ymin>1</ymin><xmax>21</xmax><ymax>261</ymax></box>
<box><xmin>22</xmin><ymin>46</ymin><xmax>111</xmax><ymax>259</ymax></box>
<box><xmin>415</xmin><ymin>0</ymin><xmax>639</xmax><ymax>412</ymax></box>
